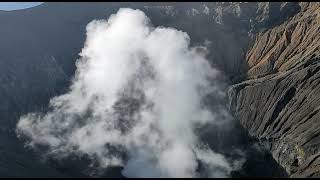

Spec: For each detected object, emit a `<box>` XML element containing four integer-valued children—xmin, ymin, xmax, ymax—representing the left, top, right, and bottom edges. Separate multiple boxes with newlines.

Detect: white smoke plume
<box><xmin>16</xmin><ymin>8</ymin><xmax>242</xmax><ymax>178</ymax></box>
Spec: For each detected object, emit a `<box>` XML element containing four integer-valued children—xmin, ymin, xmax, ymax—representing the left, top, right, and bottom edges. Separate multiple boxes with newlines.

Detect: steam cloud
<box><xmin>16</xmin><ymin>8</ymin><xmax>243</xmax><ymax>177</ymax></box>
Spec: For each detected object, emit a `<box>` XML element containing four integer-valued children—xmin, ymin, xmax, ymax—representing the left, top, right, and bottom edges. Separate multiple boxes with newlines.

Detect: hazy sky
<box><xmin>0</xmin><ymin>2</ymin><xmax>43</xmax><ymax>11</ymax></box>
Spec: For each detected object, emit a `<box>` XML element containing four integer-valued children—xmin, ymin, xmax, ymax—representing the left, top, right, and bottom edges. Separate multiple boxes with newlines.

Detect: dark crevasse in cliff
<box><xmin>0</xmin><ymin>2</ymin><xmax>302</xmax><ymax>177</ymax></box>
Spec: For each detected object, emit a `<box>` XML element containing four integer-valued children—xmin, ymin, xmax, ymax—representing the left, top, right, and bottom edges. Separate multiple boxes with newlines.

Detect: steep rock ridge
<box><xmin>246</xmin><ymin>2</ymin><xmax>320</xmax><ymax>78</ymax></box>
<box><xmin>229</xmin><ymin>2</ymin><xmax>320</xmax><ymax>177</ymax></box>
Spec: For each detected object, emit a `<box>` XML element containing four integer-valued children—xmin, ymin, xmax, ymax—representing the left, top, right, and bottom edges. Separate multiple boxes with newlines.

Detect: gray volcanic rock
<box><xmin>229</xmin><ymin>57</ymin><xmax>320</xmax><ymax>176</ymax></box>
<box><xmin>212</xmin><ymin>2</ymin><xmax>300</xmax><ymax>33</ymax></box>
<box><xmin>229</xmin><ymin>2</ymin><xmax>320</xmax><ymax>177</ymax></box>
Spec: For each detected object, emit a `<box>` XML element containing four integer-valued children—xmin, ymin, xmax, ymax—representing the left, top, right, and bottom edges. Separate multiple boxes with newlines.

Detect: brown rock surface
<box><xmin>246</xmin><ymin>2</ymin><xmax>320</xmax><ymax>78</ymax></box>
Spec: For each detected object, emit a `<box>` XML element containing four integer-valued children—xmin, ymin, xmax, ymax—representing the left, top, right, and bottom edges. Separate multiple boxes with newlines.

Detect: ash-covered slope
<box><xmin>229</xmin><ymin>2</ymin><xmax>320</xmax><ymax>177</ymax></box>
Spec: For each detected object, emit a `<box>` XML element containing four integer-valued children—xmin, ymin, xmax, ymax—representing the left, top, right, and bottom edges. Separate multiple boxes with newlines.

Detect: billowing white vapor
<box><xmin>16</xmin><ymin>8</ymin><xmax>241</xmax><ymax>177</ymax></box>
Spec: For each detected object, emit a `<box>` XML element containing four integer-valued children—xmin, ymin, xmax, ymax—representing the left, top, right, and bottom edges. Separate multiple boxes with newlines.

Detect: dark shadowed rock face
<box><xmin>229</xmin><ymin>2</ymin><xmax>320</xmax><ymax>177</ymax></box>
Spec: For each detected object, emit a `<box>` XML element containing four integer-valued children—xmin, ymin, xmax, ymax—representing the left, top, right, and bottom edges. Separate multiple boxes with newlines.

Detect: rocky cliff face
<box><xmin>229</xmin><ymin>2</ymin><xmax>320</xmax><ymax>177</ymax></box>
